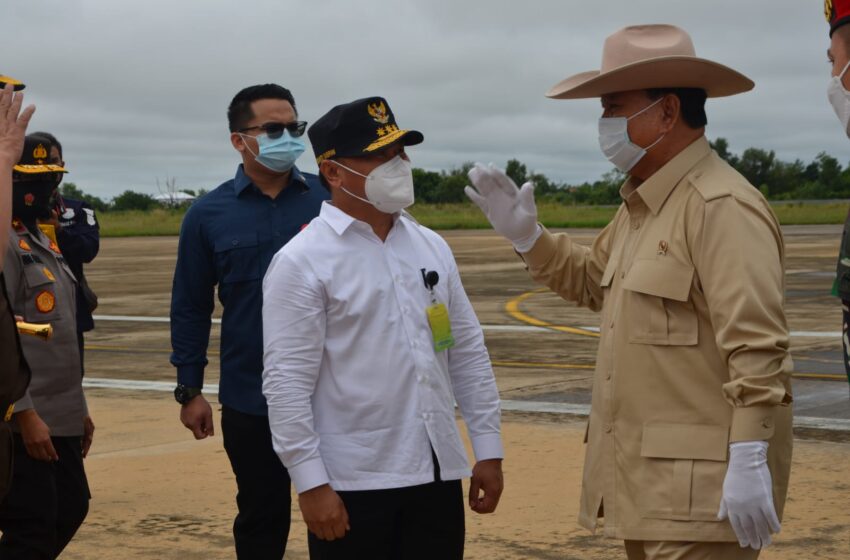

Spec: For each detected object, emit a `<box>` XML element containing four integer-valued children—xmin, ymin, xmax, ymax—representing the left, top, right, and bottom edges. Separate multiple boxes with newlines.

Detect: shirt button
<box><xmin>631</xmin><ymin>222</ymin><xmax>641</xmax><ymax>230</ymax></box>
<box><xmin>274</xmin><ymin>231</ymin><xmax>281</xmax><ymax>237</ymax></box>
<box><xmin>271</xmin><ymin>202</ymin><xmax>277</xmax><ymax>208</ymax></box>
<box><xmin>421</xmin><ymin>413</ymin><xmax>428</xmax><ymax>419</ymax></box>
<box><xmin>605</xmin><ymin>424</ymin><xmax>613</xmax><ymax>433</ymax></box>
<box><xmin>231</xmin><ymin>239</ymin><xmax>238</xmax><ymax>246</ymax></box>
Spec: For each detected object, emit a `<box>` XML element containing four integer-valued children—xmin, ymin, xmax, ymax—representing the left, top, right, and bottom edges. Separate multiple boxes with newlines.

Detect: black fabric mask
<box><xmin>12</xmin><ymin>180</ymin><xmax>57</xmax><ymax>224</ymax></box>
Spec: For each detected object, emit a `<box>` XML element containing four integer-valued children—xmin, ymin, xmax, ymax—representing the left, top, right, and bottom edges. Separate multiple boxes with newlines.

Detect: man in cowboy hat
<box><xmin>466</xmin><ymin>24</ymin><xmax>792</xmax><ymax>559</ymax></box>
<box><xmin>825</xmin><ymin>0</ymin><xmax>850</xmax><ymax>395</ymax></box>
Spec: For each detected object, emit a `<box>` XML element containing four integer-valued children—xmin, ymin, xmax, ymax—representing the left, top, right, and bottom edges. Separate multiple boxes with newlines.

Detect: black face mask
<box><xmin>12</xmin><ymin>180</ymin><xmax>57</xmax><ymax>224</ymax></box>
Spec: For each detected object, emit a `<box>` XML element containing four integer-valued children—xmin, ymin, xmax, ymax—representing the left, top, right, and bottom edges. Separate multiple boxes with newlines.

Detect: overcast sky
<box><xmin>2</xmin><ymin>0</ymin><xmax>841</xmax><ymax>199</ymax></box>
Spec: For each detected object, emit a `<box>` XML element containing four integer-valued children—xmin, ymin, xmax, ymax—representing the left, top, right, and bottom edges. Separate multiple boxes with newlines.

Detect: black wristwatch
<box><xmin>174</xmin><ymin>384</ymin><xmax>202</xmax><ymax>405</ymax></box>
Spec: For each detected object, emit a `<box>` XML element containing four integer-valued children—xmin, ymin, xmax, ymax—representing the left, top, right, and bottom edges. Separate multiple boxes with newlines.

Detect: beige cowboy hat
<box><xmin>546</xmin><ymin>24</ymin><xmax>754</xmax><ymax>99</ymax></box>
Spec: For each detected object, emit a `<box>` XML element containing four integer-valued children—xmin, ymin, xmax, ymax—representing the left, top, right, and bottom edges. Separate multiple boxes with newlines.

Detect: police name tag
<box><xmin>426</xmin><ymin>302</ymin><xmax>455</xmax><ymax>351</ymax></box>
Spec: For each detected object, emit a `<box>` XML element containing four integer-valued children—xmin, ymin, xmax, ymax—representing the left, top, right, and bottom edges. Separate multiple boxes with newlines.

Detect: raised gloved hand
<box><xmin>465</xmin><ymin>163</ymin><xmax>542</xmax><ymax>253</ymax></box>
<box><xmin>718</xmin><ymin>440</ymin><xmax>781</xmax><ymax>550</ymax></box>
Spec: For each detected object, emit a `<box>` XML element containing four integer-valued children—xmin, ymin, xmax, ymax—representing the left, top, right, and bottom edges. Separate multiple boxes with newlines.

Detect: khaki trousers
<box><xmin>624</xmin><ymin>540</ymin><xmax>760</xmax><ymax>560</ymax></box>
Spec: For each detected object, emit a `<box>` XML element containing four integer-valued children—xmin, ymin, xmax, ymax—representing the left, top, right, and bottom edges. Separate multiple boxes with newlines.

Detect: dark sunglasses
<box><xmin>239</xmin><ymin>120</ymin><xmax>308</xmax><ymax>139</ymax></box>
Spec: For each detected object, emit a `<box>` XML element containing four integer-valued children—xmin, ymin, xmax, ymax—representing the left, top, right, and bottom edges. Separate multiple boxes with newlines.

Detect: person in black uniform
<box><xmin>0</xmin><ymin>78</ymin><xmax>34</xmax><ymax>503</ymax></box>
<box><xmin>30</xmin><ymin>131</ymin><xmax>99</xmax><ymax>375</ymax></box>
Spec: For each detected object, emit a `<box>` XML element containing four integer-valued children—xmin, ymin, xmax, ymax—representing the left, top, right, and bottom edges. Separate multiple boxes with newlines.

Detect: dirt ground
<box><xmin>52</xmin><ymin>226</ymin><xmax>850</xmax><ymax>558</ymax></box>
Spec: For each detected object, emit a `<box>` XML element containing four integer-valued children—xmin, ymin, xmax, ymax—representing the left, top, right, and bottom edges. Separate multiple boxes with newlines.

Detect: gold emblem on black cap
<box><xmin>367</xmin><ymin>101</ymin><xmax>390</xmax><ymax>124</ymax></box>
<box><xmin>33</xmin><ymin>144</ymin><xmax>48</xmax><ymax>162</ymax></box>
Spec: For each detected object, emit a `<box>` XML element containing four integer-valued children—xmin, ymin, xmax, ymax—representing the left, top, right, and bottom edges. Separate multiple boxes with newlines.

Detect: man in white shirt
<box><xmin>262</xmin><ymin>96</ymin><xmax>504</xmax><ymax>560</ymax></box>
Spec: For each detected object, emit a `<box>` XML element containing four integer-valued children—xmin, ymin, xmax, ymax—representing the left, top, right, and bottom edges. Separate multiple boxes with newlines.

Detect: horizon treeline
<box><xmin>59</xmin><ymin>138</ymin><xmax>850</xmax><ymax>211</ymax></box>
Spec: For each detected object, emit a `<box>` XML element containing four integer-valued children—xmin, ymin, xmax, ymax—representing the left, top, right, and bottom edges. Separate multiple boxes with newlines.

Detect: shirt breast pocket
<box><xmin>622</xmin><ymin>258</ymin><xmax>697</xmax><ymax>346</ymax></box>
<box><xmin>22</xmin><ymin>265</ymin><xmax>62</xmax><ymax>322</ymax></box>
<box><xmin>214</xmin><ymin>233</ymin><xmax>261</xmax><ymax>284</ymax></box>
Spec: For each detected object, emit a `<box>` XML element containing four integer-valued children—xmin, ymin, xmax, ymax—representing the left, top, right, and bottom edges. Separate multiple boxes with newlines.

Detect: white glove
<box><xmin>465</xmin><ymin>163</ymin><xmax>542</xmax><ymax>253</ymax></box>
<box><xmin>718</xmin><ymin>440</ymin><xmax>781</xmax><ymax>550</ymax></box>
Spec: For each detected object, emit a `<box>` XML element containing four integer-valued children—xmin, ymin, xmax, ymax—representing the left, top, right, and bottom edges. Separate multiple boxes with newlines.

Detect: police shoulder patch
<box><xmin>35</xmin><ymin>290</ymin><xmax>55</xmax><ymax>313</ymax></box>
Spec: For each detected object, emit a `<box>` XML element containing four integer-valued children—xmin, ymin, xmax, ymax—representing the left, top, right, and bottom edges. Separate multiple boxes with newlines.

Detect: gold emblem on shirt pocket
<box><xmin>622</xmin><ymin>258</ymin><xmax>697</xmax><ymax>346</ymax></box>
<box><xmin>638</xmin><ymin>422</ymin><xmax>728</xmax><ymax>522</ymax></box>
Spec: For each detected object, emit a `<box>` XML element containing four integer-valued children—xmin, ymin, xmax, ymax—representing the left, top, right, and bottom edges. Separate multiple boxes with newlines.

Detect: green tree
<box><xmin>59</xmin><ymin>182</ymin><xmax>109</xmax><ymax>212</ymax></box>
<box><xmin>505</xmin><ymin>159</ymin><xmax>528</xmax><ymax>187</ymax></box>
<box><xmin>412</xmin><ymin>168</ymin><xmax>443</xmax><ymax>203</ymax></box>
<box><xmin>111</xmin><ymin>190</ymin><xmax>157</xmax><ymax>211</ymax></box>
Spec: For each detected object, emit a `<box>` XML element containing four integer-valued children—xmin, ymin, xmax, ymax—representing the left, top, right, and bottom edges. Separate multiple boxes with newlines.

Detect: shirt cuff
<box><xmin>13</xmin><ymin>390</ymin><xmax>33</xmax><ymax>412</ymax></box>
<box><xmin>519</xmin><ymin>226</ymin><xmax>557</xmax><ymax>269</ymax></box>
<box><xmin>513</xmin><ymin>224</ymin><xmax>544</xmax><ymax>254</ymax></box>
<box><xmin>176</xmin><ymin>364</ymin><xmax>205</xmax><ymax>388</ymax></box>
<box><xmin>288</xmin><ymin>456</ymin><xmax>331</xmax><ymax>494</ymax></box>
<box><xmin>470</xmin><ymin>432</ymin><xmax>504</xmax><ymax>462</ymax></box>
<box><xmin>729</xmin><ymin>405</ymin><xmax>777</xmax><ymax>443</ymax></box>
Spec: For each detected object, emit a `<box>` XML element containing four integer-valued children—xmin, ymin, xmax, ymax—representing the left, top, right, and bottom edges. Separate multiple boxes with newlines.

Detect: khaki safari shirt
<box><xmin>3</xmin><ymin>220</ymin><xmax>86</xmax><ymax>437</ymax></box>
<box><xmin>522</xmin><ymin>137</ymin><xmax>793</xmax><ymax>541</ymax></box>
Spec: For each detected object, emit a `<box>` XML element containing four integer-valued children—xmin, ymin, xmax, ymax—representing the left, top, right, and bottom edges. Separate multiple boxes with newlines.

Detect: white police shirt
<box><xmin>262</xmin><ymin>202</ymin><xmax>503</xmax><ymax>493</ymax></box>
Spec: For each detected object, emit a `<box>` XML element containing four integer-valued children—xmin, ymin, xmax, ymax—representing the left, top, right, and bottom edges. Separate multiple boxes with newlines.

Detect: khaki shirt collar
<box><xmin>619</xmin><ymin>136</ymin><xmax>712</xmax><ymax>216</ymax></box>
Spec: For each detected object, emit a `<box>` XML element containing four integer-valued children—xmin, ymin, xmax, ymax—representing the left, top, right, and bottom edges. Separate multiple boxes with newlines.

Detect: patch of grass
<box><xmin>771</xmin><ymin>202</ymin><xmax>848</xmax><ymax>225</ymax></box>
<box><xmin>98</xmin><ymin>209</ymin><xmax>186</xmax><ymax>237</ymax></box>
<box><xmin>408</xmin><ymin>202</ymin><xmax>618</xmax><ymax>229</ymax></box>
<box><xmin>97</xmin><ymin>202</ymin><xmax>850</xmax><ymax>237</ymax></box>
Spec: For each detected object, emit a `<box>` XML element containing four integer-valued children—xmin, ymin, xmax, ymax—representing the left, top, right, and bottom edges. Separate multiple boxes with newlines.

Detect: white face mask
<box><xmin>598</xmin><ymin>97</ymin><xmax>665</xmax><ymax>173</ymax></box>
<box><xmin>828</xmin><ymin>60</ymin><xmax>850</xmax><ymax>138</ymax></box>
<box><xmin>331</xmin><ymin>155</ymin><xmax>415</xmax><ymax>214</ymax></box>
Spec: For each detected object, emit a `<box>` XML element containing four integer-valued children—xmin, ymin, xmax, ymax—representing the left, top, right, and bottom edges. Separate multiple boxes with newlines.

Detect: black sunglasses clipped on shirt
<box><xmin>239</xmin><ymin>120</ymin><xmax>308</xmax><ymax>139</ymax></box>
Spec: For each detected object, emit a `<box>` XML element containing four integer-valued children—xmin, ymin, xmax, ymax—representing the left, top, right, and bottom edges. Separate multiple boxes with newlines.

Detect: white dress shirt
<box><xmin>262</xmin><ymin>202</ymin><xmax>503</xmax><ymax>493</ymax></box>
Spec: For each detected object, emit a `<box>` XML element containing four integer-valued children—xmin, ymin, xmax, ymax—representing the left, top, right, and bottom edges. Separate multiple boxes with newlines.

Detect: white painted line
<box><xmin>793</xmin><ymin>416</ymin><xmax>850</xmax><ymax>432</ymax></box>
<box><xmin>80</xmin><ymin>379</ymin><xmax>850</xmax><ymax>432</ymax></box>
<box><xmin>83</xmin><ymin>378</ymin><xmax>219</xmax><ymax>393</ymax></box>
<box><xmin>501</xmin><ymin>400</ymin><xmax>591</xmax><ymax>416</ymax></box>
<box><xmin>92</xmin><ymin>315</ymin><xmax>841</xmax><ymax>338</ymax></box>
<box><xmin>93</xmin><ymin>314</ymin><xmax>220</xmax><ymax>324</ymax></box>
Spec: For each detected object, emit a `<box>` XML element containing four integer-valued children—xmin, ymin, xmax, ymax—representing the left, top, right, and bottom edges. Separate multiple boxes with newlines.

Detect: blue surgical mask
<box><xmin>241</xmin><ymin>131</ymin><xmax>306</xmax><ymax>173</ymax></box>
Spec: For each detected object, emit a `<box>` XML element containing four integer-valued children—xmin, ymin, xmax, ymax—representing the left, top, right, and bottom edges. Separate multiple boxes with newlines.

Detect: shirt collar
<box><xmin>619</xmin><ymin>136</ymin><xmax>711</xmax><ymax>215</ymax></box>
<box><xmin>319</xmin><ymin>201</ymin><xmax>408</xmax><ymax>237</ymax></box>
<box><xmin>232</xmin><ymin>164</ymin><xmax>309</xmax><ymax>196</ymax></box>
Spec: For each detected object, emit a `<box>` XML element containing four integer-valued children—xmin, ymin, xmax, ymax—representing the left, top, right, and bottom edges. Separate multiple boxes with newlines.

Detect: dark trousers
<box><xmin>221</xmin><ymin>405</ymin><xmax>292</xmax><ymax>560</ymax></box>
<box><xmin>841</xmin><ymin>299</ymin><xmax>850</xmax><ymax>390</ymax></box>
<box><xmin>77</xmin><ymin>331</ymin><xmax>85</xmax><ymax>377</ymax></box>
<box><xmin>307</xmin><ymin>474</ymin><xmax>465</xmax><ymax>560</ymax></box>
<box><xmin>0</xmin><ymin>434</ymin><xmax>90</xmax><ymax>560</ymax></box>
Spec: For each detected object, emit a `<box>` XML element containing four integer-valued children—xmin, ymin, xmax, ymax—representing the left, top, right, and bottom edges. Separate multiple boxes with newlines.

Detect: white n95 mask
<box><xmin>828</xmin><ymin>60</ymin><xmax>850</xmax><ymax>138</ymax></box>
<box><xmin>332</xmin><ymin>156</ymin><xmax>415</xmax><ymax>214</ymax></box>
<box><xmin>598</xmin><ymin>97</ymin><xmax>665</xmax><ymax>173</ymax></box>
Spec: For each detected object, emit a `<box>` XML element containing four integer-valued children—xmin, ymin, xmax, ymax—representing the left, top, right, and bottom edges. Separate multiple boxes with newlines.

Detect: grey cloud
<box><xmin>2</xmin><ymin>0</ymin><xmax>843</xmax><ymax>198</ymax></box>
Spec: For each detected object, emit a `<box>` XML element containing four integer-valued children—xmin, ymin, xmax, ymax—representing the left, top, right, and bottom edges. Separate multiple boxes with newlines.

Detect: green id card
<box><xmin>426</xmin><ymin>302</ymin><xmax>455</xmax><ymax>351</ymax></box>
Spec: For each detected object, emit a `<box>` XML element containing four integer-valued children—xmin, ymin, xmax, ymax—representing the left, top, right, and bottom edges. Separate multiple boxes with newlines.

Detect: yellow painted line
<box><xmin>505</xmin><ymin>288</ymin><xmax>600</xmax><ymax>338</ymax></box>
<box><xmin>792</xmin><ymin>373</ymin><xmax>847</xmax><ymax>381</ymax></box>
